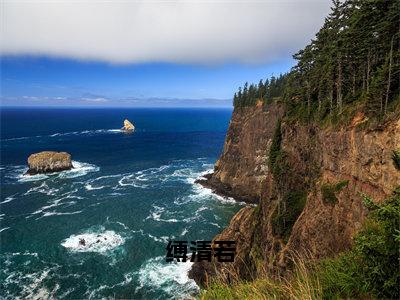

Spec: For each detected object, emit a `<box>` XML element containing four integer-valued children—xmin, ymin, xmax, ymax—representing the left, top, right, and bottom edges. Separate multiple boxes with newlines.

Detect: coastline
<box><xmin>194</xmin><ymin>173</ymin><xmax>259</xmax><ymax>205</ymax></box>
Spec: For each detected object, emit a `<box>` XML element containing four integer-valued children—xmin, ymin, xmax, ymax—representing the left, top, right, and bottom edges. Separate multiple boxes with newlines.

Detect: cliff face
<box><xmin>198</xmin><ymin>102</ymin><xmax>285</xmax><ymax>203</ymax></box>
<box><xmin>190</xmin><ymin>103</ymin><xmax>400</xmax><ymax>285</ymax></box>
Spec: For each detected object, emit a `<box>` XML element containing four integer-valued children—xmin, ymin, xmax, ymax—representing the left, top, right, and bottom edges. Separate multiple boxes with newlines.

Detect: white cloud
<box><xmin>81</xmin><ymin>97</ymin><xmax>108</xmax><ymax>102</ymax></box>
<box><xmin>0</xmin><ymin>0</ymin><xmax>331</xmax><ymax>64</ymax></box>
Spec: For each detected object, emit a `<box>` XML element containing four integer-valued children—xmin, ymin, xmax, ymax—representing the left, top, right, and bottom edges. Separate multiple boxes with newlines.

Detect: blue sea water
<box><xmin>0</xmin><ymin>107</ymin><xmax>245</xmax><ymax>299</ymax></box>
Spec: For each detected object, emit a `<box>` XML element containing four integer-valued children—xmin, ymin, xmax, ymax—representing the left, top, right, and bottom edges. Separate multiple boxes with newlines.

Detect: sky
<box><xmin>0</xmin><ymin>0</ymin><xmax>332</xmax><ymax>107</ymax></box>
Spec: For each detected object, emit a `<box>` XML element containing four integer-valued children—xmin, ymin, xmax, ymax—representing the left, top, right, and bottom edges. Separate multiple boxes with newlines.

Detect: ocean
<box><xmin>0</xmin><ymin>107</ymin><xmax>245</xmax><ymax>299</ymax></box>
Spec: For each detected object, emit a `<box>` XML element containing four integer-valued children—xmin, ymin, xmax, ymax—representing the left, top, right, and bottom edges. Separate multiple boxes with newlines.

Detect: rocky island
<box><xmin>121</xmin><ymin>119</ymin><xmax>135</xmax><ymax>132</ymax></box>
<box><xmin>26</xmin><ymin>151</ymin><xmax>73</xmax><ymax>175</ymax></box>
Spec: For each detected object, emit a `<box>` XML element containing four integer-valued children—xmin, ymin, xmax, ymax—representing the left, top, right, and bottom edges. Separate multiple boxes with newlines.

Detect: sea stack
<box><xmin>121</xmin><ymin>119</ymin><xmax>135</xmax><ymax>132</ymax></box>
<box><xmin>26</xmin><ymin>151</ymin><xmax>73</xmax><ymax>175</ymax></box>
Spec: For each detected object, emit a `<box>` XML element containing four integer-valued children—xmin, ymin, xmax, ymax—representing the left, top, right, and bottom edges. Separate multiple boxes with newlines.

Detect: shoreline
<box><xmin>195</xmin><ymin>173</ymin><xmax>259</xmax><ymax>205</ymax></box>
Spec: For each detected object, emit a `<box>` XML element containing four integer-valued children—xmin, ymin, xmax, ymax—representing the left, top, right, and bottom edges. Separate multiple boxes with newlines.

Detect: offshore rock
<box><xmin>122</xmin><ymin>119</ymin><xmax>135</xmax><ymax>131</ymax></box>
<box><xmin>26</xmin><ymin>151</ymin><xmax>73</xmax><ymax>175</ymax></box>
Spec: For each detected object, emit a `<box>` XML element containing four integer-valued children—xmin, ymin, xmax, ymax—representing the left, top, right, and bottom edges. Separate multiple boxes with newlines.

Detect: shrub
<box><xmin>199</xmin><ymin>189</ymin><xmax>399</xmax><ymax>299</ymax></box>
<box><xmin>319</xmin><ymin>189</ymin><xmax>400</xmax><ymax>299</ymax></box>
<box><xmin>321</xmin><ymin>180</ymin><xmax>349</xmax><ymax>204</ymax></box>
<box><xmin>272</xmin><ymin>190</ymin><xmax>307</xmax><ymax>242</ymax></box>
<box><xmin>392</xmin><ymin>150</ymin><xmax>400</xmax><ymax>171</ymax></box>
<box><xmin>268</xmin><ymin>119</ymin><xmax>282</xmax><ymax>172</ymax></box>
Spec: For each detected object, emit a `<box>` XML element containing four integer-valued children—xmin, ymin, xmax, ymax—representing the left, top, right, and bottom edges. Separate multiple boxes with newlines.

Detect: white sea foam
<box><xmin>9</xmin><ymin>251</ymin><xmax>39</xmax><ymax>257</ymax></box>
<box><xmin>17</xmin><ymin>161</ymin><xmax>99</xmax><ymax>182</ymax></box>
<box><xmin>0</xmin><ymin>227</ymin><xmax>10</xmax><ymax>233</ymax></box>
<box><xmin>118</xmin><ymin>174</ymin><xmax>149</xmax><ymax>188</ymax></box>
<box><xmin>86</xmin><ymin>273</ymin><xmax>133</xmax><ymax>298</ymax></box>
<box><xmin>1</xmin><ymin>263</ymin><xmax>60</xmax><ymax>300</ymax></box>
<box><xmin>180</xmin><ymin>228</ymin><xmax>189</xmax><ymax>236</ymax></box>
<box><xmin>61</xmin><ymin>229</ymin><xmax>125</xmax><ymax>254</ymax></box>
<box><xmin>145</xmin><ymin>205</ymin><xmax>179</xmax><ymax>223</ymax></box>
<box><xmin>136</xmin><ymin>256</ymin><xmax>199</xmax><ymax>298</ymax></box>
<box><xmin>147</xmin><ymin>234</ymin><xmax>171</xmax><ymax>243</ymax></box>
<box><xmin>18</xmin><ymin>172</ymin><xmax>49</xmax><ymax>182</ymax></box>
<box><xmin>2</xmin><ymin>129</ymin><xmax>122</xmax><ymax>142</ymax></box>
<box><xmin>59</xmin><ymin>161</ymin><xmax>99</xmax><ymax>179</ymax></box>
<box><xmin>1</xmin><ymin>194</ymin><xmax>16</xmax><ymax>204</ymax></box>
<box><xmin>192</xmin><ymin>182</ymin><xmax>246</xmax><ymax>205</ymax></box>
<box><xmin>85</xmin><ymin>183</ymin><xmax>105</xmax><ymax>190</ymax></box>
<box><xmin>24</xmin><ymin>182</ymin><xmax>60</xmax><ymax>196</ymax></box>
<box><xmin>40</xmin><ymin>210</ymin><xmax>82</xmax><ymax>218</ymax></box>
<box><xmin>131</xmin><ymin>228</ymin><xmax>173</xmax><ymax>244</ymax></box>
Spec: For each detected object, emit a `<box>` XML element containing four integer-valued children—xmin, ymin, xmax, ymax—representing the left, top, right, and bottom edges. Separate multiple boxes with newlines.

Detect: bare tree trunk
<box><xmin>362</xmin><ymin>65</ymin><xmax>366</xmax><ymax>91</ymax></box>
<box><xmin>329</xmin><ymin>80</ymin><xmax>333</xmax><ymax>115</ymax></box>
<box><xmin>385</xmin><ymin>36</ymin><xmax>394</xmax><ymax>116</ymax></box>
<box><xmin>306</xmin><ymin>80</ymin><xmax>311</xmax><ymax>117</ymax></box>
<box><xmin>366</xmin><ymin>49</ymin><xmax>371</xmax><ymax>93</ymax></box>
<box><xmin>318</xmin><ymin>85</ymin><xmax>322</xmax><ymax>114</ymax></box>
<box><xmin>337</xmin><ymin>56</ymin><xmax>343</xmax><ymax>114</ymax></box>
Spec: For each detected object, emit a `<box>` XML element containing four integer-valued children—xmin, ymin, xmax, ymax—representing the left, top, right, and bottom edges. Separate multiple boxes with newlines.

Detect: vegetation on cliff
<box><xmin>268</xmin><ymin>119</ymin><xmax>308</xmax><ymax>242</ymax></box>
<box><xmin>199</xmin><ymin>188</ymin><xmax>400</xmax><ymax>299</ymax></box>
<box><xmin>233</xmin><ymin>0</ymin><xmax>399</xmax><ymax>122</ymax></box>
<box><xmin>196</xmin><ymin>1</ymin><xmax>400</xmax><ymax>298</ymax></box>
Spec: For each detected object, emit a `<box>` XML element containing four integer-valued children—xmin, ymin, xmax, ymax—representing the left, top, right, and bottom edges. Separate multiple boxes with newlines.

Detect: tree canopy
<box><xmin>233</xmin><ymin>0</ymin><xmax>399</xmax><ymax>121</ymax></box>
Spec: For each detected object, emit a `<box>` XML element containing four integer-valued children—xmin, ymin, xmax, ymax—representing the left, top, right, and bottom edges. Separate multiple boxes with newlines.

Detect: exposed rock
<box><xmin>204</xmin><ymin>102</ymin><xmax>285</xmax><ymax>204</ymax></box>
<box><xmin>26</xmin><ymin>151</ymin><xmax>73</xmax><ymax>175</ymax></box>
<box><xmin>121</xmin><ymin>119</ymin><xmax>135</xmax><ymax>131</ymax></box>
<box><xmin>190</xmin><ymin>102</ymin><xmax>400</xmax><ymax>286</ymax></box>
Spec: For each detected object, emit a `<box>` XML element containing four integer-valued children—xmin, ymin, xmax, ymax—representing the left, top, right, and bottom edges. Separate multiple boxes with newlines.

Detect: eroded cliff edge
<box><xmin>190</xmin><ymin>102</ymin><xmax>400</xmax><ymax>286</ymax></box>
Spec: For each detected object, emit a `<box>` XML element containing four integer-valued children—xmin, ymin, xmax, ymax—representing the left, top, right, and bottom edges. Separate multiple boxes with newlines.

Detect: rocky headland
<box><xmin>190</xmin><ymin>102</ymin><xmax>400</xmax><ymax>286</ymax></box>
<box><xmin>26</xmin><ymin>151</ymin><xmax>73</xmax><ymax>175</ymax></box>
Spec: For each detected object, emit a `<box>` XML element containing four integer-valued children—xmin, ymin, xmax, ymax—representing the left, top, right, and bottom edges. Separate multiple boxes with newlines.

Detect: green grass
<box><xmin>199</xmin><ymin>257</ymin><xmax>322</xmax><ymax>300</ymax></box>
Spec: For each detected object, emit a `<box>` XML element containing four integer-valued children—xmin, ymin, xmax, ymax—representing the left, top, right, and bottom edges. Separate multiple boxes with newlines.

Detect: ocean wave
<box><xmin>0</xmin><ymin>194</ymin><xmax>17</xmax><ymax>204</ymax></box>
<box><xmin>145</xmin><ymin>205</ymin><xmax>179</xmax><ymax>223</ymax></box>
<box><xmin>1</xmin><ymin>260</ymin><xmax>60</xmax><ymax>300</ymax></box>
<box><xmin>40</xmin><ymin>210</ymin><xmax>83</xmax><ymax>218</ymax></box>
<box><xmin>118</xmin><ymin>174</ymin><xmax>149</xmax><ymax>188</ymax></box>
<box><xmin>130</xmin><ymin>228</ymin><xmax>174</xmax><ymax>244</ymax></box>
<box><xmin>136</xmin><ymin>256</ymin><xmax>199</xmax><ymax>298</ymax></box>
<box><xmin>24</xmin><ymin>181</ymin><xmax>60</xmax><ymax>195</ymax></box>
<box><xmin>26</xmin><ymin>196</ymin><xmax>79</xmax><ymax>219</ymax></box>
<box><xmin>83</xmin><ymin>174</ymin><xmax>121</xmax><ymax>191</ymax></box>
<box><xmin>191</xmin><ymin>182</ymin><xmax>246</xmax><ymax>205</ymax></box>
<box><xmin>61</xmin><ymin>228</ymin><xmax>125</xmax><ymax>254</ymax></box>
<box><xmin>59</xmin><ymin>161</ymin><xmax>100</xmax><ymax>179</ymax></box>
<box><xmin>86</xmin><ymin>273</ymin><xmax>133</xmax><ymax>299</ymax></box>
<box><xmin>19</xmin><ymin>268</ymin><xmax>58</xmax><ymax>299</ymax></box>
<box><xmin>180</xmin><ymin>228</ymin><xmax>189</xmax><ymax>236</ymax></box>
<box><xmin>17</xmin><ymin>161</ymin><xmax>99</xmax><ymax>182</ymax></box>
<box><xmin>85</xmin><ymin>183</ymin><xmax>105</xmax><ymax>190</ymax></box>
<box><xmin>116</xmin><ymin>160</ymin><xmax>212</xmax><ymax>190</ymax></box>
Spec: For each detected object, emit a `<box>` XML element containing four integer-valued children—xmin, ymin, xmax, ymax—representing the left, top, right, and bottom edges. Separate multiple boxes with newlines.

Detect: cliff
<box><xmin>190</xmin><ymin>102</ymin><xmax>400</xmax><ymax>286</ymax></box>
<box><xmin>196</xmin><ymin>101</ymin><xmax>285</xmax><ymax>203</ymax></box>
